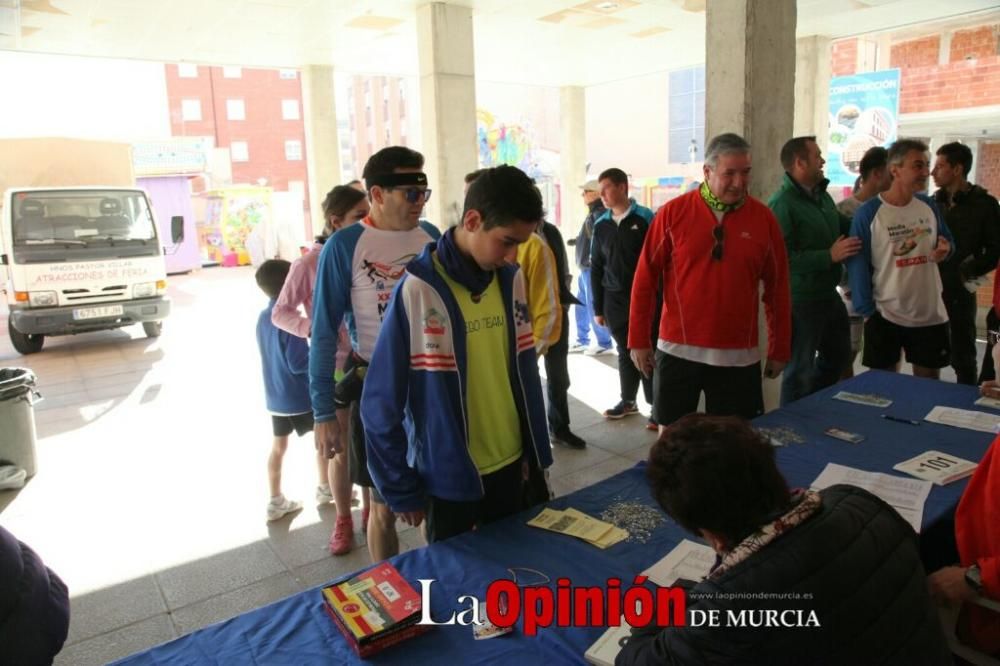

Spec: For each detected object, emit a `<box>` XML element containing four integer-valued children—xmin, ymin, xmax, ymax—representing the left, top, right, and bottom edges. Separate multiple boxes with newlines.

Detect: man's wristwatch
<box><xmin>965</xmin><ymin>564</ymin><xmax>984</xmax><ymax>593</ymax></box>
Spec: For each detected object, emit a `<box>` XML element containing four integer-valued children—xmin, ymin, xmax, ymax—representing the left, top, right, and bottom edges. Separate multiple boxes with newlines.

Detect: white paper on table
<box><xmin>811</xmin><ymin>463</ymin><xmax>931</xmax><ymax>533</ymax></box>
<box><xmin>974</xmin><ymin>396</ymin><xmax>1000</xmax><ymax>410</ymax></box>
<box><xmin>588</xmin><ymin>540</ymin><xmax>716</xmax><ymax>666</ymax></box>
<box><xmin>642</xmin><ymin>538</ymin><xmax>716</xmax><ymax>587</ymax></box>
<box><xmin>925</xmin><ymin>405</ymin><xmax>1000</xmax><ymax>434</ymax></box>
<box><xmin>585</xmin><ymin>621</ymin><xmax>632</xmax><ymax>666</ymax></box>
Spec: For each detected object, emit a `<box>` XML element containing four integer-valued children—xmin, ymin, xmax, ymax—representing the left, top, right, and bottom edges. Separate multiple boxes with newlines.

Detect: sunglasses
<box><xmin>712</xmin><ymin>223</ymin><xmax>725</xmax><ymax>261</ymax></box>
<box><xmin>388</xmin><ymin>187</ymin><xmax>432</xmax><ymax>204</ymax></box>
<box><xmin>989</xmin><ymin>330</ymin><xmax>1000</xmax><ymax>346</ymax></box>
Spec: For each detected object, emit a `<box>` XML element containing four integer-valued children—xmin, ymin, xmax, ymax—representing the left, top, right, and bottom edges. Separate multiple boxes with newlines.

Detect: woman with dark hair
<box><xmin>271</xmin><ymin>184</ymin><xmax>370</xmax><ymax>555</ymax></box>
<box><xmin>316</xmin><ymin>185</ymin><xmax>368</xmax><ymax>243</ymax></box>
<box><xmin>618</xmin><ymin>414</ymin><xmax>949</xmax><ymax>665</ymax></box>
<box><xmin>0</xmin><ymin>525</ymin><xmax>70</xmax><ymax>665</ymax></box>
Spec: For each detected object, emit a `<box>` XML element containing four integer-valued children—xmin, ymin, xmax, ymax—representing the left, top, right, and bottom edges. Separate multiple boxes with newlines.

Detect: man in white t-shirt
<box><xmin>846</xmin><ymin>139</ymin><xmax>954</xmax><ymax>379</ymax></box>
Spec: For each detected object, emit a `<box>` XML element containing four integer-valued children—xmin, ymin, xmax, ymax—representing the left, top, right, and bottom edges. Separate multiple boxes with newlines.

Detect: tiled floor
<box><xmin>0</xmin><ymin>266</ymin><xmax>661</xmax><ymax>666</ymax></box>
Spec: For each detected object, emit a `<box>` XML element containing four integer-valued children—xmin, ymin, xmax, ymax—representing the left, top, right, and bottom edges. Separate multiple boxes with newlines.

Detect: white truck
<box><xmin>0</xmin><ymin>138</ymin><xmax>183</xmax><ymax>354</ymax></box>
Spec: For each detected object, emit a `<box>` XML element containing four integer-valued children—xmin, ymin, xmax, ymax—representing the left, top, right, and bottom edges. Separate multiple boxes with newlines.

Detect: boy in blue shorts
<box><xmin>256</xmin><ymin>259</ymin><xmax>314</xmax><ymax>522</ymax></box>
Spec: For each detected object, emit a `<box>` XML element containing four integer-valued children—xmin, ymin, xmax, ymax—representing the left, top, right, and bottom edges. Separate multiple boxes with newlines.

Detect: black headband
<box><xmin>366</xmin><ymin>172</ymin><xmax>428</xmax><ymax>190</ymax></box>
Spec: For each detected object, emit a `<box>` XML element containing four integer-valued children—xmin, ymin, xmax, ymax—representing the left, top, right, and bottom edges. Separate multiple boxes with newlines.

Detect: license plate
<box><xmin>73</xmin><ymin>305</ymin><xmax>124</xmax><ymax>320</ymax></box>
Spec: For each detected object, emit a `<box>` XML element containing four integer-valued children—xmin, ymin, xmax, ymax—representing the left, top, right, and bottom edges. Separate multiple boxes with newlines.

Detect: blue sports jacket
<box><xmin>361</xmin><ymin>242</ymin><xmax>553</xmax><ymax>513</ymax></box>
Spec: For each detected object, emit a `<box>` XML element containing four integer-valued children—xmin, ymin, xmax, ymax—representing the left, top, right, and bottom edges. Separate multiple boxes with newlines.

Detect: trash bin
<box><xmin>0</xmin><ymin>367</ymin><xmax>41</xmax><ymax>478</ymax></box>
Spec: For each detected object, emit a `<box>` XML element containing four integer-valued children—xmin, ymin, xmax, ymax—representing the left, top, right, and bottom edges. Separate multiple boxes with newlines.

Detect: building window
<box><xmin>226</xmin><ymin>99</ymin><xmax>246</xmax><ymax>121</ymax></box>
<box><xmin>383</xmin><ymin>98</ymin><xmax>389</xmax><ymax>122</ymax></box>
<box><xmin>281</xmin><ymin>99</ymin><xmax>300</xmax><ymax>120</ymax></box>
<box><xmin>177</xmin><ymin>63</ymin><xmax>198</xmax><ymax>78</ymax></box>
<box><xmin>230</xmin><ymin>141</ymin><xmax>249</xmax><ymax>162</ymax></box>
<box><xmin>279</xmin><ymin>68</ymin><xmax>297</xmax><ymax>80</ymax></box>
<box><xmin>222</xmin><ymin>66</ymin><xmax>242</xmax><ymax>79</ymax></box>
<box><xmin>668</xmin><ymin>65</ymin><xmax>706</xmax><ymax>164</ymax></box>
<box><xmin>285</xmin><ymin>140</ymin><xmax>303</xmax><ymax>161</ymax></box>
<box><xmin>181</xmin><ymin>99</ymin><xmax>202</xmax><ymax>121</ymax></box>
<box><xmin>365</xmin><ymin>107</ymin><xmax>372</xmax><ymax>126</ymax></box>
<box><xmin>384</xmin><ymin>127</ymin><xmax>391</xmax><ymax>145</ymax></box>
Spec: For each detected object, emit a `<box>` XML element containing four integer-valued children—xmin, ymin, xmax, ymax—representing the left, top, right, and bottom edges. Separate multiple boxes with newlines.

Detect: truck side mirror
<box><xmin>170</xmin><ymin>216</ymin><xmax>185</xmax><ymax>244</ymax></box>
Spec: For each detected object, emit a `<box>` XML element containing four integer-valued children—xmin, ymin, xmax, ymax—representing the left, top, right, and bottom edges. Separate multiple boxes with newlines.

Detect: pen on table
<box><xmin>881</xmin><ymin>414</ymin><xmax>920</xmax><ymax>426</ymax></box>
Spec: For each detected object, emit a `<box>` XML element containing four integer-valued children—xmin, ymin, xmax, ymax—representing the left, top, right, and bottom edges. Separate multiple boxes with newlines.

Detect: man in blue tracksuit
<box><xmin>361</xmin><ymin>166</ymin><xmax>552</xmax><ymax>542</ymax></box>
<box><xmin>590</xmin><ymin>168</ymin><xmax>657</xmax><ymax>424</ymax></box>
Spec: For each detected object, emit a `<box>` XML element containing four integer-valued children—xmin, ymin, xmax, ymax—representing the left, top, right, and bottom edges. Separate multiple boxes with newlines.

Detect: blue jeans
<box><xmin>573</xmin><ymin>269</ymin><xmax>612</xmax><ymax>348</ymax></box>
<box><xmin>780</xmin><ymin>295</ymin><xmax>851</xmax><ymax>406</ymax></box>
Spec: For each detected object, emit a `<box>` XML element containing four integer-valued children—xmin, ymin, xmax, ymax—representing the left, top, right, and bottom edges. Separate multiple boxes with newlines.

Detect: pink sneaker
<box><xmin>328</xmin><ymin>516</ymin><xmax>354</xmax><ymax>556</ymax></box>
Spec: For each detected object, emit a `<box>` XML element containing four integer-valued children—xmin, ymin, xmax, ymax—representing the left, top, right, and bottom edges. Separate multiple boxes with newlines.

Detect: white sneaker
<box><xmin>267</xmin><ymin>495</ymin><xmax>302</xmax><ymax>522</ymax></box>
<box><xmin>0</xmin><ymin>466</ymin><xmax>26</xmax><ymax>491</ymax></box>
<box><xmin>316</xmin><ymin>485</ymin><xmax>333</xmax><ymax>504</ymax></box>
<box><xmin>568</xmin><ymin>342</ymin><xmax>588</xmax><ymax>353</ymax></box>
<box><xmin>584</xmin><ymin>345</ymin><xmax>614</xmax><ymax>356</ymax></box>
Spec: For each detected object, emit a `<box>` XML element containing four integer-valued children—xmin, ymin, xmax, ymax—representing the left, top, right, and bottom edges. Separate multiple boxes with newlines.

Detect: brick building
<box><xmin>163</xmin><ymin>63</ymin><xmax>310</xmax><ymax>217</ymax></box>
<box><xmin>339</xmin><ymin>75</ymin><xmax>412</xmax><ymax>181</ymax></box>
<box><xmin>832</xmin><ymin>20</ymin><xmax>1000</xmax><ymax>307</ymax></box>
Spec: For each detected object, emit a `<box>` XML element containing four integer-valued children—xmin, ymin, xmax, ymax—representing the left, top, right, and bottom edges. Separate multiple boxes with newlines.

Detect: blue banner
<box><xmin>826</xmin><ymin>69</ymin><xmax>901</xmax><ymax>187</ymax></box>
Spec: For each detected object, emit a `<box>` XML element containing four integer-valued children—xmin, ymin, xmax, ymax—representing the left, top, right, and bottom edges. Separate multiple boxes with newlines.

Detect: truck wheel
<box><xmin>9</xmin><ymin>322</ymin><xmax>44</xmax><ymax>354</ymax></box>
<box><xmin>142</xmin><ymin>321</ymin><xmax>163</xmax><ymax>338</ymax></box>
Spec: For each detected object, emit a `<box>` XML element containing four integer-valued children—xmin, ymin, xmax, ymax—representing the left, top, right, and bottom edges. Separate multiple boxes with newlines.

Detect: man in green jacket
<box><xmin>769</xmin><ymin>136</ymin><xmax>860</xmax><ymax>405</ymax></box>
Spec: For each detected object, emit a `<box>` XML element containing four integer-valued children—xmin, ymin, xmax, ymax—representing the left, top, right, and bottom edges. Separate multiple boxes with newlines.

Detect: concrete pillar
<box><xmin>559</xmin><ymin>86</ymin><xmax>587</xmax><ymax>237</ymax></box>
<box><xmin>301</xmin><ymin>65</ymin><xmax>341</xmax><ymax>236</ymax></box>
<box><xmin>705</xmin><ymin>0</ymin><xmax>796</xmax><ymax>413</ymax></box>
<box><xmin>417</xmin><ymin>2</ymin><xmax>478</xmax><ymax>229</ymax></box>
<box><xmin>939</xmin><ymin>31</ymin><xmax>953</xmax><ymax>65</ymax></box>
<box><xmin>875</xmin><ymin>34</ymin><xmax>893</xmax><ymax>70</ymax></box>
<box><xmin>969</xmin><ymin>139</ymin><xmax>981</xmax><ymax>186</ymax></box>
<box><xmin>705</xmin><ymin>0</ymin><xmax>796</xmax><ymax>201</ymax></box>
<box><xmin>794</xmin><ymin>36</ymin><xmax>832</xmax><ymax>152</ymax></box>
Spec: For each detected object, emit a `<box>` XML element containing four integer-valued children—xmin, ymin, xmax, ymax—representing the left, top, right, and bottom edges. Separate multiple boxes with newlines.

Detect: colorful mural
<box><xmin>195</xmin><ymin>187</ymin><xmax>272</xmax><ymax>267</ymax></box>
<box><xmin>477</xmin><ymin>109</ymin><xmax>548</xmax><ymax>181</ymax></box>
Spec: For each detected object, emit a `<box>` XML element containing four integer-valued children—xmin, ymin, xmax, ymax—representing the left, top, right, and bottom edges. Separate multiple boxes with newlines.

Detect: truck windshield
<box><xmin>12</xmin><ymin>189</ymin><xmax>158</xmax><ymax>248</ymax></box>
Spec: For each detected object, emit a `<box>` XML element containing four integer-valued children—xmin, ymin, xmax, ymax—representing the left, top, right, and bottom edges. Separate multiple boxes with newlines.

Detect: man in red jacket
<box><xmin>628</xmin><ymin>132</ymin><xmax>791</xmax><ymax>427</ymax></box>
<box><xmin>927</xmin><ymin>341</ymin><xmax>1000</xmax><ymax>655</ymax></box>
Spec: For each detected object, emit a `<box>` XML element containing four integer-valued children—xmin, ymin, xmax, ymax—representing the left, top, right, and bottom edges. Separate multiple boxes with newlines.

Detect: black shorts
<box><xmin>424</xmin><ymin>458</ymin><xmax>549</xmax><ymax>543</ymax></box>
<box><xmin>862</xmin><ymin>312</ymin><xmax>950</xmax><ymax>370</ymax></box>
<box><xmin>271</xmin><ymin>412</ymin><xmax>314</xmax><ymax>437</ymax></box>
<box><xmin>348</xmin><ymin>399</ymin><xmax>378</xmax><ymax>491</ymax></box>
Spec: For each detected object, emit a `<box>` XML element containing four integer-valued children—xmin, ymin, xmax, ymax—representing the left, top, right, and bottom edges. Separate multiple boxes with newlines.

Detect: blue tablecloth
<box><xmin>760</xmin><ymin>370</ymin><xmax>996</xmax><ymax>530</ymax></box>
<box><xmin>115</xmin><ymin>465</ymin><xmax>685</xmax><ymax>665</ymax></box>
<box><xmin>115</xmin><ymin>371</ymin><xmax>996</xmax><ymax>665</ymax></box>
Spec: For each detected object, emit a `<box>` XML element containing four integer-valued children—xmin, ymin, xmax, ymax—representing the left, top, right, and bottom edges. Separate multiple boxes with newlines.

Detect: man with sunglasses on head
<box><xmin>628</xmin><ymin>133</ymin><xmax>791</xmax><ymax>428</ymax></box>
<box><xmin>310</xmin><ymin>146</ymin><xmax>440</xmax><ymax>562</ymax></box>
